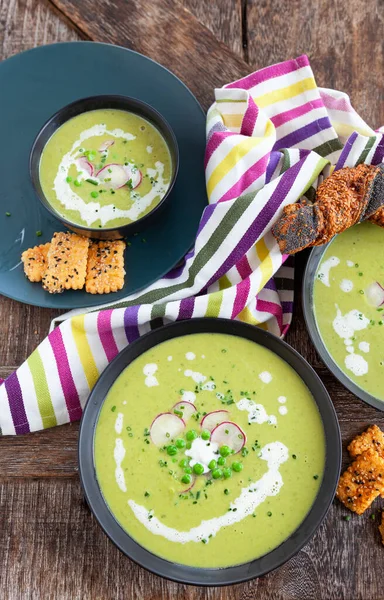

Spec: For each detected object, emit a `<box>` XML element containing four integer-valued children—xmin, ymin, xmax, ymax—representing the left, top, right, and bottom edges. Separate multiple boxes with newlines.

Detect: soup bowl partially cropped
<box><xmin>30</xmin><ymin>95</ymin><xmax>179</xmax><ymax>240</ymax></box>
<box><xmin>79</xmin><ymin>318</ymin><xmax>341</xmax><ymax>585</ymax></box>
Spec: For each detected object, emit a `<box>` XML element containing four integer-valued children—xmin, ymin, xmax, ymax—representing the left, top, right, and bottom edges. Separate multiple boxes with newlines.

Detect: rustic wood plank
<box><xmin>48</xmin><ymin>0</ymin><xmax>249</xmax><ymax>111</ymax></box>
<box><xmin>0</xmin><ymin>479</ymin><xmax>383</xmax><ymax>599</ymax></box>
<box><xmin>180</xmin><ymin>0</ymin><xmax>244</xmax><ymax>58</ymax></box>
<box><xmin>246</xmin><ymin>0</ymin><xmax>384</xmax><ymax>127</ymax></box>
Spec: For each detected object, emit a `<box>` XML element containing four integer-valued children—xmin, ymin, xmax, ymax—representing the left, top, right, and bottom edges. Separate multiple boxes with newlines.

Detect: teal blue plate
<box><xmin>0</xmin><ymin>42</ymin><xmax>207</xmax><ymax>309</ymax></box>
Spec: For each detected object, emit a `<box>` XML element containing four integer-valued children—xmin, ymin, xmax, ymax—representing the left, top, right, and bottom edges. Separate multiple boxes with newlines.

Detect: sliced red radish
<box><xmin>98</xmin><ymin>139</ymin><xmax>115</xmax><ymax>152</ymax></box>
<box><xmin>76</xmin><ymin>157</ymin><xmax>94</xmax><ymax>176</ymax></box>
<box><xmin>200</xmin><ymin>410</ymin><xmax>229</xmax><ymax>432</ymax></box>
<box><xmin>172</xmin><ymin>401</ymin><xmax>197</xmax><ymax>421</ymax></box>
<box><xmin>96</xmin><ymin>163</ymin><xmax>130</xmax><ymax>189</ymax></box>
<box><xmin>210</xmin><ymin>421</ymin><xmax>246</xmax><ymax>454</ymax></box>
<box><xmin>150</xmin><ymin>412</ymin><xmax>185</xmax><ymax>446</ymax></box>
<box><xmin>179</xmin><ymin>478</ymin><xmax>195</xmax><ymax>495</ymax></box>
<box><xmin>365</xmin><ymin>281</ymin><xmax>384</xmax><ymax>307</ymax></box>
<box><xmin>123</xmin><ymin>165</ymin><xmax>142</xmax><ymax>190</ymax></box>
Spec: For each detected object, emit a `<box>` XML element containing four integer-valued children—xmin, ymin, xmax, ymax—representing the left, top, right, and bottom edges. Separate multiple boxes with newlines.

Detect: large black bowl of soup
<box><xmin>30</xmin><ymin>95</ymin><xmax>179</xmax><ymax>240</ymax></box>
<box><xmin>78</xmin><ymin>318</ymin><xmax>341</xmax><ymax>585</ymax></box>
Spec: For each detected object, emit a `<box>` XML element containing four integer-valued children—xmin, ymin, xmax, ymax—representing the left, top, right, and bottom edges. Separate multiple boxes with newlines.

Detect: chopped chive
<box><xmin>90</xmin><ymin>191</ymin><xmax>99</xmax><ymax>199</ymax></box>
<box><xmin>5</xmin><ymin>212</ymin><xmax>11</xmax><ymax>217</ymax></box>
<box><xmin>36</xmin><ymin>230</ymin><xmax>42</xmax><ymax>237</ymax></box>
<box><xmin>111</xmin><ymin>406</ymin><xmax>116</xmax><ymax>412</ymax></box>
<box><xmin>86</xmin><ymin>178</ymin><xmax>98</xmax><ymax>186</ymax></box>
<box><xmin>344</xmin><ymin>515</ymin><xmax>351</xmax><ymax>521</ymax></box>
<box><xmin>65</xmin><ymin>176</ymin><xmax>72</xmax><ymax>183</ymax></box>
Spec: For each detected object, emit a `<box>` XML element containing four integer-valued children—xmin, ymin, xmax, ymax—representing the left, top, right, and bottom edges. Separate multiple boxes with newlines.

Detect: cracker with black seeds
<box><xmin>348</xmin><ymin>425</ymin><xmax>384</xmax><ymax>498</ymax></box>
<box><xmin>42</xmin><ymin>232</ymin><xmax>89</xmax><ymax>294</ymax></box>
<box><xmin>85</xmin><ymin>240</ymin><xmax>125</xmax><ymax>294</ymax></box>
<box><xmin>336</xmin><ymin>448</ymin><xmax>384</xmax><ymax>515</ymax></box>
<box><xmin>21</xmin><ymin>243</ymin><xmax>50</xmax><ymax>282</ymax></box>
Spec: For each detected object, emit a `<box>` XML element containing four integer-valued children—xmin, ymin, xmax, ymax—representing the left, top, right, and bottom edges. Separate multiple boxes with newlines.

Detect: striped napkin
<box><xmin>1</xmin><ymin>55</ymin><xmax>383</xmax><ymax>435</ymax></box>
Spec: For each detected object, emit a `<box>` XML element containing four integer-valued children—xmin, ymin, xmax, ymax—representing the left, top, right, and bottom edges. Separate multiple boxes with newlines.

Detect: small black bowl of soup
<box><xmin>78</xmin><ymin>318</ymin><xmax>341</xmax><ymax>585</ymax></box>
<box><xmin>30</xmin><ymin>95</ymin><xmax>179</xmax><ymax>240</ymax></box>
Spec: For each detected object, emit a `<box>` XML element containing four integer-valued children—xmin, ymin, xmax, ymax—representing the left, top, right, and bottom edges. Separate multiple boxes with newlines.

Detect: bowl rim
<box><xmin>303</xmin><ymin>244</ymin><xmax>384</xmax><ymax>412</ymax></box>
<box><xmin>29</xmin><ymin>93</ymin><xmax>180</xmax><ymax>234</ymax></box>
<box><xmin>78</xmin><ymin>317</ymin><xmax>341</xmax><ymax>586</ymax></box>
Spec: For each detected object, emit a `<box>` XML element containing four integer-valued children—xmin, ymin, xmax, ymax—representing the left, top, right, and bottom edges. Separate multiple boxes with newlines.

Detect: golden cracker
<box><xmin>348</xmin><ymin>425</ymin><xmax>384</xmax><ymax>458</ymax></box>
<box><xmin>85</xmin><ymin>240</ymin><xmax>125</xmax><ymax>294</ymax></box>
<box><xmin>336</xmin><ymin>448</ymin><xmax>384</xmax><ymax>515</ymax></box>
<box><xmin>42</xmin><ymin>232</ymin><xmax>89</xmax><ymax>294</ymax></box>
<box><xmin>21</xmin><ymin>243</ymin><xmax>50</xmax><ymax>282</ymax></box>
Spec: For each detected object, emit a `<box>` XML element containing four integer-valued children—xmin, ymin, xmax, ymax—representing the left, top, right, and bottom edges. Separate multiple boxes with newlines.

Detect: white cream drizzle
<box><xmin>114</xmin><ymin>438</ymin><xmax>127</xmax><ymax>492</ymax></box>
<box><xmin>185</xmin><ymin>437</ymin><xmax>219</xmax><ymax>474</ymax></box>
<box><xmin>317</xmin><ymin>256</ymin><xmax>340</xmax><ymax>287</ymax></box>
<box><xmin>358</xmin><ymin>341</ymin><xmax>370</xmax><ymax>353</ymax></box>
<box><xmin>236</xmin><ymin>398</ymin><xmax>277</xmax><ymax>426</ymax></box>
<box><xmin>52</xmin><ymin>124</ymin><xmax>169</xmax><ymax>226</ymax></box>
<box><xmin>143</xmin><ymin>363</ymin><xmax>159</xmax><ymax>387</ymax></box>
<box><xmin>332</xmin><ymin>306</ymin><xmax>370</xmax><ymax>378</ymax></box>
<box><xmin>259</xmin><ymin>371</ymin><xmax>272</xmax><ymax>384</ymax></box>
<box><xmin>347</xmin><ymin>260</ymin><xmax>355</xmax><ymax>267</ymax></box>
<box><xmin>201</xmin><ymin>381</ymin><xmax>216</xmax><ymax>391</ymax></box>
<box><xmin>114</xmin><ymin>412</ymin><xmax>124</xmax><ymax>434</ymax></box>
<box><xmin>340</xmin><ymin>279</ymin><xmax>353</xmax><ymax>293</ymax></box>
<box><xmin>184</xmin><ymin>369</ymin><xmax>207</xmax><ymax>384</ymax></box>
<box><xmin>167</xmin><ymin>356</ymin><xmax>173</xmax><ymax>361</ymax></box>
<box><xmin>181</xmin><ymin>390</ymin><xmax>196</xmax><ymax>403</ymax></box>
<box><xmin>278</xmin><ymin>406</ymin><xmax>288</xmax><ymax>415</ymax></box>
<box><xmin>185</xmin><ymin>352</ymin><xmax>196</xmax><ymax>361</ymax></box>
<box><xmin>128</xmin><ymin>442</ymin><xmax>288</xmax><ymax>544</ymax></box>
<box><xmin>278</xmin><ymin>396</ymin><xmax>287</xmax><ymax>404</ymax></box>
<box><xmin>146</xmin><ymin>145</ymin><xmax>153</xmax><ymax>153</ymax></box>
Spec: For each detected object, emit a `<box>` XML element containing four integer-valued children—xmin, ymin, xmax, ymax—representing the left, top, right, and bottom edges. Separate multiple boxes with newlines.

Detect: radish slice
<box><xmin>200</xmin><ymin>410</ymin><xmax>229</xmax><ymax>432</ymax></box>
<box><xmin>210</xmin><ymin>421</ymin><xmax>246</xmax><ymax>454</ymax></box>
<box><xmin>123</xmin><ymin>165</ymin><xmax>142</xmax><ymax>190</ymax></box>
<box><xmin>150</xmin><ymin>412</ymin><xmax>185</xmax><ymax>446</ymax></box>
<box><xmin>96</xmin><ymin>163</ymin><xmax>129</xmax><ymax>189</ymax></box>
<box><xmin>172</xmin><ymin>401</ymin><xmax>197</xmax><ymax>421</ymax></box>
<box><xmin>365</xmin><ymin>282</ymin><xmax>384</xmax><ymax>307</ymax></box>
<box><xmin>180</xmin><ymin>477</ymin><xmax>195</xmax><ymax>494</ymax></box>
<box><xmin>98</xmin><ymin>139</ymin><xmax>115</xmax><ymax>152</ymax></box>
<box><xmin>76</xmin><ymin>157</ymin><xmax>94</xmax><ymax>176</ymax></box>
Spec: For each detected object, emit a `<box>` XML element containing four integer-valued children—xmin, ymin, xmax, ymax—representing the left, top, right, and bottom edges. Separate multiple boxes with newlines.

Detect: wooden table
<box><xmin>1</xmin><ymin>1</ymin><xmax>383</xmax><ymax>598</ymax></box>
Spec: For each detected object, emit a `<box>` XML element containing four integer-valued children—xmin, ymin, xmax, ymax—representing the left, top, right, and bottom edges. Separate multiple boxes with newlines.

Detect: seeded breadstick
<box><xmin>21</xmin><ymin>243</ymin><xmax>50</xmax><ymax>282</ymax></box>
<box><xmin>336</xmin><ymin>448</ymin><xmax>384</xmax><ymax>514</ymax></box>
<box><xmin>42</xmin><ymin>232</ymin><xmax>89</xmax><ymax>294</ymax></box>
<box><xmin>85</xmin><ymin>240</ymin><xmax>126</xmax><ymax>294</ymax></box>
<box><xmin>379</xmin><ymin>512</ymin><xmax>384</xmax><ymax>545</ymax></box>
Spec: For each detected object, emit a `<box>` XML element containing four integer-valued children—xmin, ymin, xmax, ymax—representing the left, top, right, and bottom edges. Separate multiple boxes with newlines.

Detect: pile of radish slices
<box><xmin>150</xmin><ymin>405</ymin><xmax>246</xmax><ymax>453</ymax></box>
<box><xmin>149</xmin><ymin>401</ymin><xmax>247</xmax><ymax>493</ymax></box>
<box><xmin>365</xmin><ymin>281</ymin><xmax>384</xmax><ymax>307</ymax></box>
<box><xmin>74</xmin><ymin>141</ymin><xmax>142</xmax><ymax>191</ymax></box>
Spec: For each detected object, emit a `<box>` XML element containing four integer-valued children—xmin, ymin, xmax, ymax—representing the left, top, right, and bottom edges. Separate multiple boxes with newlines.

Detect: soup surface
<box><xmin>39</xmin><ymin>109</ymin><xmax>172</xmax><ymax>228</ymax></box>
<box><xmin>313</xmin><ymin>222</ymin><xmax>384</xmax><ymax>402</ymax></box>
<box><xmin>94</xmin><ymin>333</ymin><xmax>325</xmax><ymax>568</ymax></box>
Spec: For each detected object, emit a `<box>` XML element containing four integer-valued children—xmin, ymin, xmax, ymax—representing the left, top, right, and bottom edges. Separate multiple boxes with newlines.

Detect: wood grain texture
<box><xmin>0</xmin><ymin>479</ymin><xmax>383</xmax><ymax>600</ymax></box>
<box><xmin>0</xmin><ymin>0</ymin><xmax>81</xmax><ymax>59</ymax></box>
<box><xmin>48</xmin><ymin>0</ymin><xmax>250</xmax><ymax>111</ymax></box>
<box><xmin>1</xmin><ymin>0</ymin><xmax>384</xmax><ymax>598</ymax></box>
<box><xmin>181</xmin><ymin>0</ymin><xmax>244</xmax><ymax>58</ymax></box>
<box><xmin>246</xmin><ymin>0</ymin><xmax>384</xmax><ymax>127</ymax></box>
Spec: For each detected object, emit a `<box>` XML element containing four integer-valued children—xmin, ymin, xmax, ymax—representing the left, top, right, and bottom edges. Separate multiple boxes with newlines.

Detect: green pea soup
<box><xmin>39</xmin><ymin>109</ymin><xmax>172</xmax><ymax>229</ymax></box>
<box><xmin>313</xmin><ymin>221</ymin><xmax>384</xmax><ymax>402</ymax></box>
<box><xmin>94</xmin><ymin>333</ymin><xmax>325</xmax><ymax>568</ymax></box>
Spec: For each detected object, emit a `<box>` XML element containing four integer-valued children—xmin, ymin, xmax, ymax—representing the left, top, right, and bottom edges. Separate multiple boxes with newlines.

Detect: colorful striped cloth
<box><xmin>1</xmin><ymin>55</ymin><xmax>383</xmax><ymax>435</ymax></box>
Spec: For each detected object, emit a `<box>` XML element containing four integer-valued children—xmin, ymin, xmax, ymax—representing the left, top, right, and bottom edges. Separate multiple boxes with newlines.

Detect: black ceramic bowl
<box><xmin>30</xmin><ymin>95</ymin><xmax>179</xmax><ymax>240</ymax></box>
<box><xmin>303</xmin><ymin>245</ymin><xmax>384</xmax><ymax>411</ymax></box>
<box><xmin>78</xmin><ymin>318</ymin><xmax>341</xmax><ymax>586</ymax></box>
